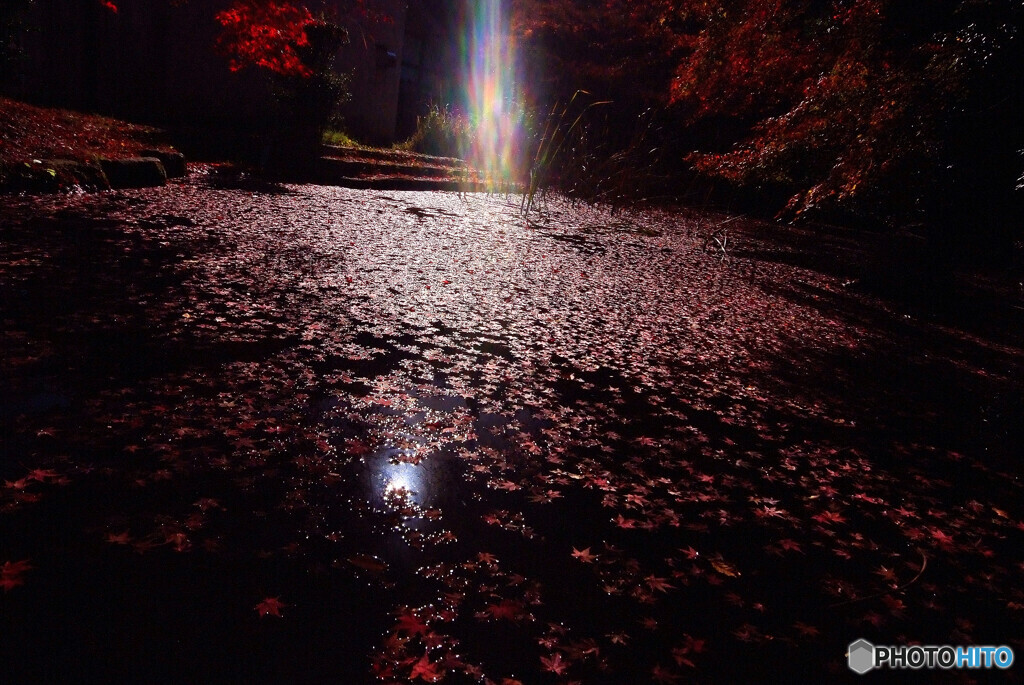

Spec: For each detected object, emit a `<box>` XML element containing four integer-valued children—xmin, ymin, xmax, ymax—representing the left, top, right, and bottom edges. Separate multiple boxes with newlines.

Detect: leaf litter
<box><xmin>1</xmin><ymin>172</ymin><xmax>1022</xmax><ymax>682</ymax></box>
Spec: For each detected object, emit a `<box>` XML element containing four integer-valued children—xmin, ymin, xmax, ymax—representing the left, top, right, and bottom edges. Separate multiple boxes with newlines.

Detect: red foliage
<box><xmin>215</xmin><ymin>0</ymin><xmax>316</xmax><ymax>77</ymax></box>
<box><xmin>674</xmin><ymin>0</ymin><xmax>979</xmax><ymax>217</ymax></box>
<box><xmin>212</xmin><ymin>1</ymin><xmax>394</xmax><ymax>78</ymax></box>
<box><xmin>512</xmin><ymin>0</ymin><xmax>682</xmax><ymax>106</ymax></box>
<box><xmin>668</xmin><ymin>0</ymin><xmax>817</xmax><ymax>119</ymax></box>
<box><xmin>516</xmin><ymin>0</ymin><xmax>1018</xmax><ymax>220</ymax></box>
<box><xmin>95</xmin><ymin>0</ymin><xmax>388</xmax><ymax>78</ymax></box>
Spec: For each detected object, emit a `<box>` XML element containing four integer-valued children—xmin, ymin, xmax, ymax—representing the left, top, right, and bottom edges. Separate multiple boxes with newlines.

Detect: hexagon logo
<box><xmin>848</xmin><ymin>639</ymin><xmax>876</xmax><ymax>674</ymax></box>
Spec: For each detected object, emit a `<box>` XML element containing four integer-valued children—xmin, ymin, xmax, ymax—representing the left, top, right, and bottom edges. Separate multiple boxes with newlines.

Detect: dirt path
<box><xmin>2</xmin><ymin>170</ymin><xmax>1022</xmax><ymax>682</ymax></box>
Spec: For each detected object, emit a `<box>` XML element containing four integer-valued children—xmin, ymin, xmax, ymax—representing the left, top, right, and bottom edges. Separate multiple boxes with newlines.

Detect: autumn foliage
<box><xmin>666</xmin><ymin>0</ymin><xmax>1013</xmax><ymax>221</ymax></box>
<box><xmin>94</xmin><ymin>1</ymin><xmax>388</xmax><ymax>79</ymax></box>
<box><xmin>514</xmin><ymin>0</ymin><xmax>1024</xmax><ymax>228</ymax></box>
<box><xmin>212</xmin><ymin>0</ymin><xmax>396</xmax><ymax>77</ymax></box>
<box><xmin>215</xmin><ymin>0</ymin><xmax>318</xmax><ymax>77</ymax></box>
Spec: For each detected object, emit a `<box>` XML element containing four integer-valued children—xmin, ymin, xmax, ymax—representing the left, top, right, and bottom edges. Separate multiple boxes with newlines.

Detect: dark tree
<box><xmin>514</xmin><ymin>0</ymin><xmax>1024</xmax><ymax>245</ymax></box>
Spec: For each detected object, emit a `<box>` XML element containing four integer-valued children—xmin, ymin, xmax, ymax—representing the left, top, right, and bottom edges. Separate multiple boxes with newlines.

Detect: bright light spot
<box><xmin>381</xmin><ymin>460</ymin><xmax>421</xmax><ymax>500</ymax></box>
<box><xmin>462</xmin><ymin>1</ymin><xmax>525</xmax><ymax>186</ymax></box>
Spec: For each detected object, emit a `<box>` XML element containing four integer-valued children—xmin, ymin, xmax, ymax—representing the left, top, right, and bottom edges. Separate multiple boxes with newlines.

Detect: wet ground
<box><xmin>2</xmin><ymin>168</ymin><xmax>1023</xmax><ymax>683</ymax></box>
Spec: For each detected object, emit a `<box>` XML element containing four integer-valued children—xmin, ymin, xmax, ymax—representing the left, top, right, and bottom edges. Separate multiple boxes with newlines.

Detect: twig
<box><xmin>828</xmin><ymin>549</ymin><xmax>928</xmax><ymax>609</ymax></box>
<box><xmin>701</xmin><ymin>216</ymin><xmax>739</xmax><ymax>261</ymax></box>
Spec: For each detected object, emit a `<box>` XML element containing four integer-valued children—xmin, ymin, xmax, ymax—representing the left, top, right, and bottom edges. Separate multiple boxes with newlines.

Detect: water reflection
<box><xmin>380</xmin><ymin>458</ymin><xmax>421</xmax><ymax>499</ymax></box>
<box><xmin>370</xmin><ymin>447</ymin><xmax>426</xmax><ymax>506</ymax></box>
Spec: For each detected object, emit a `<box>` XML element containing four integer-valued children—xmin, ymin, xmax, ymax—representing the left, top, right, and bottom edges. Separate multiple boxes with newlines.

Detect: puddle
<box><xmin>1</xmin><ymin>182</ymin><xmax>1022</xmax><ymax>683</ymax></box>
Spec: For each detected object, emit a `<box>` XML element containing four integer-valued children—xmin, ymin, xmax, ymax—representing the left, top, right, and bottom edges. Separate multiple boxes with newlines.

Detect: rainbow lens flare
<box><xmin>460</xmin><ymin>1</ymin><xmax>525</xmax><ymax>187</ymax></box>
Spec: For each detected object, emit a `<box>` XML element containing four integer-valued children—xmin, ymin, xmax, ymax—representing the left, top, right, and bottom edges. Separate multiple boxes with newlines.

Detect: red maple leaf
<box><xmin>193</xmin><ymin>498</ymin><xmax>222</xmax><ymax>511</ymax></box>
<box><xmin>394</xmin><ymin>606</ymin><xmax>430</xmax><ymax>636</ymax></box>
<box><xmin>874</xmin><ymin>565</ymin><xmax>898</xmax><ymax>584</ymax></box>
<box><xmin>778</xmin><ymin>538</ymin><xmax>803</xmax><ymax>552</ymax></box>
<box><xmin>679</xmin><ymin>545</ymin><xmax>700</xmax><ymax>560</ymax></box>
<box><xmin>106</xmin><ymin>531</ymin><xmax>132</xmax><ymax>545</ymax></box>
<box><xmin>163</xmin><ymin>531</ymin><xmax>191</xmax><ymax>552</ymax></box>
<box><xmin>540</xmin><ymin>652</ymin><xmax>569</xmax><ymax>675</ymax></box>
<box><xmin>408</xmin><ymin>652</ymin><xmax>444</xmax><ymax>682</ymax></box>
<box><xmin>255</xmin><ymin>596</ymin><xmax>287</xmax><ymax>617</ymax></box>
<box><xmin>645</xmin><ymin>575</ymin><xmax>675</xmax><ymax>593</ymax></box>
<box><xmin>793</xmin><ymin>621</ymin><xmax>820</xmax><ymax>637</ymax></box>
<box><xmin>882</xmin><ymin>594</ymin><xmax>906</xmax><ymax>617</ymax></box>
<box><xmin>614</xmin><ymin>514</ymin><xmax>637</xmax><ymax>529</ymax></box>
<box><xmin>682</xmin><ymin>634</ymin><xmax>707</xmax><ymax>653</ymax></box>
<box><xmin>26</xmin><ymin>468</ymin><xmax>59</xmax><ymax>482</ymax></box>
<box><xmin>486</xmin><ymin>599</ymin><xmax>524</xmax><ymax>621</ymax></box>
<box><xmin>812</xmin><ymin>510</ymin><xmax>846</xmax><ymax>525</ymax></box>
<box><xmin>931</xmin><ymin>528</ymin><xmax>955</xmax><ymax>547</ymax></box>
<box><xmin>1</xmin><ymin>559</ymin><xmax>33</xmax><ymax>592</ymax></box>
<box><xmin>756</xmin><ymin>505</ymin><xmax>787</xmax><ymax>518</ymax></box>
<box><xmin>571</xmin><ymin>547</ymin><xmax>597</xmax><ymax>563</ymax></box>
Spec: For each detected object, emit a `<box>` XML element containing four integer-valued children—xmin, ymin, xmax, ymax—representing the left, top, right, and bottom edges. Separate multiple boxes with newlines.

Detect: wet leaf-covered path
<box><xmin>2</xmin><ymin>170</ymin><xmax>1023</xmax><ymax>683</ymax></box>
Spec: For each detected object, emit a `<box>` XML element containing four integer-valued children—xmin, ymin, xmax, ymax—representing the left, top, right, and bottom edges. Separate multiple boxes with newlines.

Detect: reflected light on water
<box><xmin>461</xmin><ymin>1</ymin><xmax>523</xmax><ymax>186</ymax></box>
<box><xmin>383</xmin><ymin>464</ymin><xmax>416</xmax><ymax>493</ymax></box>
<box><xmin>379</xmin><ymin>458</ymin><xmax>423</xmax><ymax>502</ymax></box>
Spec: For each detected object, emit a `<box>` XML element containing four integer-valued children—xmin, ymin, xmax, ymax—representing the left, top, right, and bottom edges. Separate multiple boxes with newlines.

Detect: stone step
<box><xmin>326</xmin><ymin>174</ymin><xmax>493</xmax><ymax>192</ymax></box>
<box><xmin>318</xmin><ymin>155</ymin><xmax>483</xmax><ymax>182</ymax></box>
<box><xmin>316</xmin><ymin>145</ymin><xmax>523</xmax><ymax>192</ymax></box>
<box><xmin>321</xmin><ymin>144</ymin><xmax>467</xmax><ymax>170</ymax></box>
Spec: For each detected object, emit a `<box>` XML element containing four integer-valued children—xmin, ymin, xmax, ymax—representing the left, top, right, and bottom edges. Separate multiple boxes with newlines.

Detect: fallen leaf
<box><xmin>540</xmin><ymin>652</ymin><xmax>569</xmax><ymax>675</ymax></box>
<box><xmin>255</xmin><ymin>596</ymin><xmax>287</xmax><ymax>617</ymax></box>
